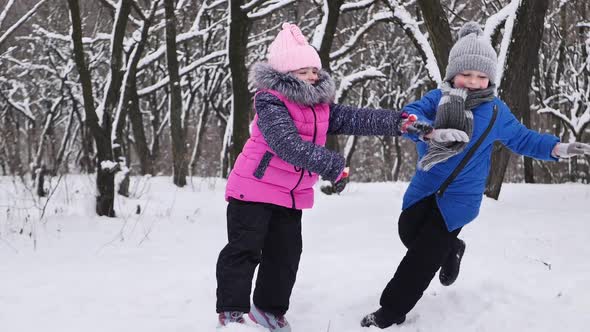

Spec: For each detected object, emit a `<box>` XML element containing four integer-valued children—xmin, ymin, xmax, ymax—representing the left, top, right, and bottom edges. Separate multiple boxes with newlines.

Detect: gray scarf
<box><xmin>418</xmin><ymin>82</ymin><xmax>495</xmax><ymax>171</ymax></box>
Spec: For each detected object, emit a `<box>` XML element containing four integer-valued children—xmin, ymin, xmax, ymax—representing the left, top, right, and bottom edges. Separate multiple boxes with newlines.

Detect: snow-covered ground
<box><xmin>1</xmin><ymin>175</ymin><xmax>589</xmax><ymax>332</ymax></box>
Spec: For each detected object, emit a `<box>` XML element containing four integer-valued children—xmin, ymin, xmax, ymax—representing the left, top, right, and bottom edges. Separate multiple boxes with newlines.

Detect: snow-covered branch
<box><xmin>330</xmin><ymin>11</ymin><xmax>392</xmax><ymax>60</ymax></box>
<box><xmin>32</xmin><ymin>25</ymin><xmax>111</xmax><ymax>44</ymax></box>
<box><xmin>138</xmin><ymin>50</ymin><xmax>225</xmax><ymax>96</ymax></box>
<box><xmin>138</xmin><ymin>17</ymin><xmax>225</xmax><ymax>71</ymax></box>
<box><xmin>241</xmin><ymin>0</ymin><xmax>266</xmax><ymax>12</ymax></box>
<box><xmin>247</xmin><ymin>0</ymin><xmax>296</xmax><ymax>19</ymax></box>
<box><xmin>0</xmin><ymin>0</ymin><xmax>49</xmax><ymax>47</ymax></box>
<box><xmin>384</xmin><ymin>0</ymin><xmax>441</xmax><ymax>83</ymax></box>
<box><xmin>311</xmin><ymin>0</ymin><xmax>329</xmax><ymax>49</ymax></box>
<box><xmin>0</xmin><ymin>84</ymin><xmax>36</xmax><ymax>121</ymax></box>
<box><xmin>494</xmin><ymin>0</ymin><xmax>520</xmax><ymax>86</ymax></box>
<box><xmin>0</xmin><ymin>0</ymin><xmax>16</xmax><ymax>30</ymax></box>
<box><xmin>483</xmin><ymin>0</ymin><xmax>520</xmax><ymax>41</ymax></box>
<box><xmin>335</xmin><ymin>67</ymin><xmax>386</xmax><ymax>103</ymax></box>
<box><xmin>341</xmin><ymin>0</ymin><xmax>376</xmax><ymax>12</ymax></box>
<box><xmin>191</xmin><ymin>0</ymin><xmax>226</xmax><ymax>32</ymax></box>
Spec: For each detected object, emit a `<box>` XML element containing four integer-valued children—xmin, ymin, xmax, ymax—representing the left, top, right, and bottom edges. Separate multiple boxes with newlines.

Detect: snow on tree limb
<box><xmin>138</xmin><ymin>50</ymin><xmax>225</xmax><ymax>96</ymax></box>
<box><xmin>482</xmin><ymin>0</ymin><xmax>519</xmax><ymax>40</ymax></box>
<box><xmin>33</xmin><ymin>25</ymin><xmax>112</xmax><ymax>44</ymax></box>
<box><xmin>490</xmin><ymin>0</ymin><xmax>520</xmax><ymax>86</ymax></box>
<box><xmin>311</xmin><ymin>0</ymin><xmax>329</xmax><ymax>50</ymax></box>
<box><xmin>341</xmin><ymin>0</ymin><xmax>376</xmax><ymax>12</ymax></box>
<box><xmin>247</xmin><ymin>0</ymin><xmax>296</xmax><ymax>19</ymax></box>
<box><xmin>385</xmin><ymin>0</ymin><xmax>441</xmax><ymax>83</ymax></box>
<box><xmin>330</xmin><ymin>11</ymin><xmax>392</xmax><ymax>60</ymax></box>
<box><xmin>138</xmin><ymin>17</ymin><xmax>225</xmax><ymax>71</ymax></box>
<box><xmin>0</xmin><ymin>87</ymin><xmax>35</xmax><ymax>121</ymax></box>
<box><xmin>0</xmin><ymin>0</ymin><xmax>49</xmax><ymax>48</ymax></box>
<box><xmin>0</xmin><ymin>0</ymin><xmax>16</xmax><ymax>30</ymax></box>
<box><xmin>539</xmin><ymin>103</ymin><xmax>590</xmax><ymax>141</ymax></box>
<box><xmin>241</xmin><ymin>0</ymin><xmax>266</xmax><ymax>12</ymax></box>
<box><xmin>191</xmin><ymin>0</ymin><xmax>225</xmax><ymax>32</ymax></box>
<box><xmin>335</xmin><ymin>67</ymin><xmax>386</xmax><ymax>103</ymax></box>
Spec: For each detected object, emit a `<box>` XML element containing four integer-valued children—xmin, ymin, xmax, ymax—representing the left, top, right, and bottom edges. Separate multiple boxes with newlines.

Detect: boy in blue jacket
<box><xmin>361</xmin><ymin>21</ymin><xmax>590</xmax><ymax>328</ymax></box>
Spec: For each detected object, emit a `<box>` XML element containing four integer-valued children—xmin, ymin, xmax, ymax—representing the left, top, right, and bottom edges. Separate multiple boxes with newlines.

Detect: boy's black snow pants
<box><xmin>379</xmin><ymin>195</ymin><xmax>462</xmax><ymax>317</ymax></box>
<box><xmin>216</xmin><ymin>198</ymin><xmax>302</xmax><ymax>317</ymax></box>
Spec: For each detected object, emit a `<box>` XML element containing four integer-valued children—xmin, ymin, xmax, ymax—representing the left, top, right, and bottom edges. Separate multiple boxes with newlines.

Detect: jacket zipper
<box><xmin>308</xmin><ymin>106</ymin><xmax>317</xmax><ymax>176</ymax></box>
<box><xmin>290</xmin><ymin>105</ymin><xmax>318</xmax><ymax>208</ymax></box>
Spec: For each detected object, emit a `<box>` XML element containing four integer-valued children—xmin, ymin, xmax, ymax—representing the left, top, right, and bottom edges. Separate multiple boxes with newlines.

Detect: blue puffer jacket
<box><xmin>403</xmin><ymin>89</ymin><xmax>559</xmax><ymax>231</ymax></box>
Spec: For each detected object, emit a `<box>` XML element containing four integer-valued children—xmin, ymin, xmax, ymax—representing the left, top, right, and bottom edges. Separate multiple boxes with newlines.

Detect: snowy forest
<box><xmin>0</xmin><ymin>0</ymin><xmax>589</xmax><ymax>216</ymax></box>
<box><xmin>2</xmin><ymin>1</ymin><xmax>590</xmax><ymax>331</ymax></box>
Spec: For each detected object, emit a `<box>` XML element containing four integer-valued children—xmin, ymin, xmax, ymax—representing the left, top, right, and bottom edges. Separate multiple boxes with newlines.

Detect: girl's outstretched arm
<box><xmin>327</xmin><ymin>104</ymin><xmax>404</xmax><ymax>136</ymax></box>
<box><xmin>255</xmin><ymin>92</ymin><xmax>345</xmax><ymax>182</ymax></box>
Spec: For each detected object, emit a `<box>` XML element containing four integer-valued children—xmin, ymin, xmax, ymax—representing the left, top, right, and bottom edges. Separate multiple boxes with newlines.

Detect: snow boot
<box><xmin>360</xmin><ymin>307</ymin><xmax>406</xmax><ymax>328</ymax></box>
<box><xmin>218</xmin><ymin>311</ymin><xmax>246</xmax><ymax>326</ymax></box>
<box><xmin>248</xmin><ymin>305</ymin><xmax>291</xmax><ymax>331</ymax></box>
<box><xmin>439</xmin><ymin>238</ymin><xmax>466</xmax><ymax>286</ymax></box>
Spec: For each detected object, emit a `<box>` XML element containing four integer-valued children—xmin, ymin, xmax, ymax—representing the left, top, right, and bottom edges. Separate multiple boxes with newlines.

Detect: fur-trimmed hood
<box><xmin>250</xmin><ymin>63</ymin><xmax>336</xmax><ymax>106</ymax></box>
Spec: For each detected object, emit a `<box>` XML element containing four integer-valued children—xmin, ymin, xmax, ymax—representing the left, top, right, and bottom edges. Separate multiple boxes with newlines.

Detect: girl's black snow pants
<box><xmin>216</xmin><ymin>198</ymin><xmax>302</xmax><ymax>317</ymax></box>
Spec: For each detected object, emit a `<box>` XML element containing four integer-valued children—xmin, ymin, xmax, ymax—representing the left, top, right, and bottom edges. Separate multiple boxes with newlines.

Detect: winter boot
<box><xmin>360</xmin><ymin>307</ymin><xmax>406</xmax><ymax>328</ymax></box>
<box><xmin>218</xmin><ymin>311</ymin><xmax>246</xmax><ymax>326</ymax></box>
<box><xmin>439</xmin><ymin>238</ymin><xmax>466</xmax><ymax>286</ymax></box>
<box><xmin>248</xmin><ymin>305</ymin><xmax>291</xmax><ymax>331</ymax></box>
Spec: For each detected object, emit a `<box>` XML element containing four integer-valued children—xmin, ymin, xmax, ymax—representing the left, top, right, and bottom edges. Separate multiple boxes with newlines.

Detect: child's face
<box><xmin>291</xmin><ymin>67</ymin><xmax>319</xmax><ymax>85</ymax></box>
<box><xmin>452</xmin><ymin>70</ymin><xmax>490</xmax><ymax>90</ymax></box>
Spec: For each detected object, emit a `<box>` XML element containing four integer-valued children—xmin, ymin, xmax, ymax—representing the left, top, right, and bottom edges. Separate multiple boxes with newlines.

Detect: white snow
<box><xmin>1</xmin><ymin>176</ymin><xmax>589</xmax><ymax>332</ymax></box>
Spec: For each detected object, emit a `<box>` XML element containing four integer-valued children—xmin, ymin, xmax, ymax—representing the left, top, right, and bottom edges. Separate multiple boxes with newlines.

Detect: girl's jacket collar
<box><xmin>250</xmin><ymin>63</ymin><xmax>336</xmax><ymax>106</ymax></box>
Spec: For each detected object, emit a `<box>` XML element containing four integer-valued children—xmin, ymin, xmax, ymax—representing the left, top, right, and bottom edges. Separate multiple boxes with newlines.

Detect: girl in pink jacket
<box><xmin>216</xmin><ymin>23</ymin><xmax>449</xmax><ymax>331</ymax></box>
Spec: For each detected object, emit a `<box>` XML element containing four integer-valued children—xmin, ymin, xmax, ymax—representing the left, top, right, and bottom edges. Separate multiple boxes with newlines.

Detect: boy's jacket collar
<box><xmin>250</xmin><ymin>63</ymin><xmax>336</xmax><ymax>106</ymax></box>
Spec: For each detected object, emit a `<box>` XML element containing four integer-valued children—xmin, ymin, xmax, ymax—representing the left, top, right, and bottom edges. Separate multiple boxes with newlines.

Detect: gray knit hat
<box><xmin>444</xmin><ymin>21</ymin><xmax>498</xmax><ymax>84</ymax></box>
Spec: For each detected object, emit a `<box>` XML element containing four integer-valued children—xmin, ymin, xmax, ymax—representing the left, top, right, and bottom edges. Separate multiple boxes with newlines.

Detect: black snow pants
<box><xmin>216</xmin><ymin>198</ymin><xmax>302</xmax><ymax>316</ymax></box>
<box><xmin>379</xmin><ymin>195</ymin><xmax>462</xmax><ymax>317</ymax></box>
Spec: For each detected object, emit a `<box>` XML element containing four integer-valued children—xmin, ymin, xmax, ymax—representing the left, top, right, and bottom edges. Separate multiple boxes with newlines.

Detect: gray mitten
<box><xmin>429</xmin><ymin>129</ymin><xmax>470</xmax><ymax>143</ymax></box>
<box><xmin>553</xmin><ymin>142</ymin><xmax>590</xmax><ymax>158</ymax></box>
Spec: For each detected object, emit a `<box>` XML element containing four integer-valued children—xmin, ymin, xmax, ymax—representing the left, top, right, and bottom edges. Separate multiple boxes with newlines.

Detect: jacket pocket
<box><xmin>253</xmin><ymin>151</ymin><xmax>274</xmax><ymax>179</ymax></box>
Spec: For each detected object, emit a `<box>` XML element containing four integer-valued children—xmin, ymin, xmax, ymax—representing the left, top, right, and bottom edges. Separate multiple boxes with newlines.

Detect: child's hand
<box><xmin>553</xmin><ymin>142</ymin><xmax>590</xmax><ymax>158</ymax></box>
<box><xmin>400</xmin><ymin>113</ymin><xmax>433</xmax><ymax>135</ymax></box>
<box><xmin>332</xmin><ymin>167</ymin><xmax>350</xmax><ymax>194</ymax></box>
<box><xmin>426</xmin><ymin>129</ymin><xmax>470</xmax><ymax>142</ymax></box>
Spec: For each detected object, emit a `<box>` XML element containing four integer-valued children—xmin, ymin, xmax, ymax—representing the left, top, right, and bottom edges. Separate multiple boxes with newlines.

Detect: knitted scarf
<box><xmin>418</xmin><ymin>82</ymin><xmax>495</xmax><ymax>171</ymax></box>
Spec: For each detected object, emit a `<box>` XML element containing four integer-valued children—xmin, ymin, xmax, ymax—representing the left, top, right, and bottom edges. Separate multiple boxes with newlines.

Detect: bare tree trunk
<box><xmin>227</xmin><ymin>0</ymin><xmax>252</xmax><ymax>169</ymax></box>
<box><xmin>485</xmin><ymin>0</ymin><xmax>549</xmax><ymax>199</ymax></box>
<box><xmin>393</xmin><ymin>136</ymin><xmax>402</xmax><ymax>181</ymax></box>
<box><xmin>67</xmin><ymin>0</ymin><xmax>117</xmax><ymax>216</ymax></box>
<box><xmin>164</xmin><ymin>0</ymin><xmax>188</xmax><ymax>186</ymax></box>
<box><xmin>54</xmin><ymin>105</ymin><xmax>76</xmax><ymax>175</ymax></box>
<box><xmin>119</xmin><ymin>1</ymin><xmax>159</xmax><ymax>176</ymax></box>
<box><xmin>189</xmin><ymin>92</ymin><xmax>211</xmax><ymax>176</ymax></box>
<box><xmin>416</xmin><ymin>0</ymin><xmax>452</xmax><ymax>75</ymax></box>
<box><xmin>35</xmin><ymin>165</ymin><xmax>46</xmax><ymax>197</ymax></box>
<box><xmin>129</xmin><ymin>82</ymin><xmax>153</xmax><ymax>174</ymax></box>
<box><xmin>317</xmin><ymin>0</ymin><xmax>345</xmax><ymax>154</ymax></box>
<box><xmin>382</xmin><ymin>136</ymin><xmax>395</xmax><ymax>181</ymax></box>
<box><xmin>523</xmin><ymin>104</ymin><xmax>535</xmax><ymax>183</ymax></box>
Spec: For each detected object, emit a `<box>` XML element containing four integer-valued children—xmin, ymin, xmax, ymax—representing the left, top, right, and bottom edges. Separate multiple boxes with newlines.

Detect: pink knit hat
<box><xmin>267</xmin><ymin>23</ymin><xmax>322</xmax><ymax>73</ymax></box>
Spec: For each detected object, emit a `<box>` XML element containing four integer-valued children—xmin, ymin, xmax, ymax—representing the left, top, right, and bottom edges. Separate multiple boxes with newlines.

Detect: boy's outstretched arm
<box><xmin>255</xmin><ymin>92</ymin><xmax>345</xmax><ymax>182</ymax></box>
<box><xmin>498</xmin><ymin>106</ymin><xmax>559</xmax><ymax>160</ymax></box>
